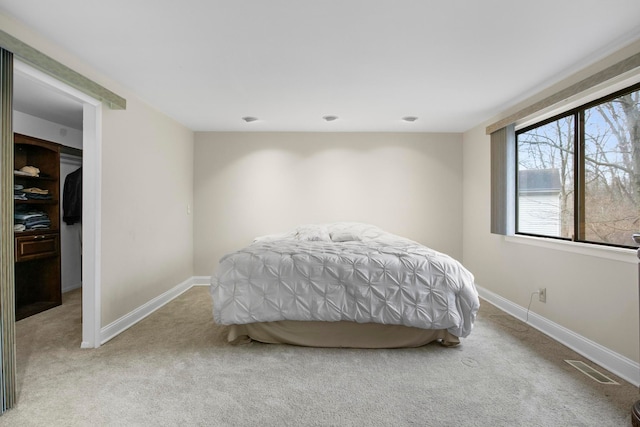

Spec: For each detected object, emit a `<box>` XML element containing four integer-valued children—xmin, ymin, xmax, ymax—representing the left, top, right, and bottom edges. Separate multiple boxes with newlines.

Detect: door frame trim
<box><xmin>14</xmin><ymin>59</ymin><xmax>102</xmax><ymax>348</ymax></box>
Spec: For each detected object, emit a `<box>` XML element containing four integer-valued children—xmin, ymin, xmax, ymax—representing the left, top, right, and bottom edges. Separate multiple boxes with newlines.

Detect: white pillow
<box><xmin>253</xmin><ymin>232</ymin><xmax>291</xmax><ymax>243</ymax></box>
<box><xmin>295</xmin><ymin>225</ymin><xmax>331</xmax><ymax>241</ymax></box>
<box><xmin>330</xmin><ymin>231</ymin><xmax>362</xmax><ymax>242</ymax></box>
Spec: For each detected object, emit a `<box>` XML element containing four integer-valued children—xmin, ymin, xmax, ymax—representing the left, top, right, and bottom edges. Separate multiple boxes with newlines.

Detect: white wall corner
<box><xmin>99</xmin><ymin>277</ymin><xmax>196</xmax><ymax>345</ymax></box>
<box><xmin>477</xmin><ymin>285</ymin><xmax>640</xmax><ymax>387</ymax></box>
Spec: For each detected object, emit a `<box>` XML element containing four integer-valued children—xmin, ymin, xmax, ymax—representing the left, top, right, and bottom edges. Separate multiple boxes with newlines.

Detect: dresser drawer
<box><xmin>15</xmin><ymin>233</ymin><xmax>59</xmax><ymax>262</ymax></box>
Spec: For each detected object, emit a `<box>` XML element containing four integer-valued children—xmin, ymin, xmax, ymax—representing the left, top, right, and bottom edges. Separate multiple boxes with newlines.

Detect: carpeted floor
<box><xmin>2</xmin><ymin>286</ymin><xmax>637</xmax><ymax>426</ymax></box>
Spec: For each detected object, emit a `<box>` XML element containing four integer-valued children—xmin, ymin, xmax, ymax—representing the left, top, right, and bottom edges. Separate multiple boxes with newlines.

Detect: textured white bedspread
<box><xmin>211</xmin><ymin>223</ymin><xmax>479</xmax><ymax>338</ymax></box>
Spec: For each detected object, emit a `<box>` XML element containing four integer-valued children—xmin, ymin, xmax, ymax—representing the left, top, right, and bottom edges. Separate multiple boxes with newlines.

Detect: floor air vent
<box><xmin>565</xmin><ymin>360</ymin><xmax>619</xmax><ymax>385</ymax></box>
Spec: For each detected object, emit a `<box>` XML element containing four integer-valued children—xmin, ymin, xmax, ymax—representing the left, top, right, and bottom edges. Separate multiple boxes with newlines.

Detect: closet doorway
<box><xmin>13</xmin><ymin>59</ymin><xmax>101</xmax><ymax>348</ymax></box>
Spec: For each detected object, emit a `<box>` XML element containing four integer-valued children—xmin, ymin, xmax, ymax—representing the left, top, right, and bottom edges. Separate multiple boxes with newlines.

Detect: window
<box><xmin>516</xmin><ymin>83</ymin><xmax>640</xmax><ymax>248</ymax></box>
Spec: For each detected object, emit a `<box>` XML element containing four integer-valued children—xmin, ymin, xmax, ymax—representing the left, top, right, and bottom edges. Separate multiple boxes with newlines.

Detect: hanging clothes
<box><xmin>63</xmin><ymin>167</ymin><xmax>82</xmax><ymax>225</ymax></box>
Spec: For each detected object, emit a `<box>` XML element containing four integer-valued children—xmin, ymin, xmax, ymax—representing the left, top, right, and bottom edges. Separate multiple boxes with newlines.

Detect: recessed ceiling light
<box><xmin>323</xmin><ymin>115</ymin><xmax>339</xmax><ymax>122</ymax></box>
<box><xmin>242</xmin><ymin>116</ymin><xmax>258</xmax><ymax>123</ymax></box>
<box><xmin>402</xmin><ymin>116</ymin><xmax>418</xmax><ymax>122</ymax></box>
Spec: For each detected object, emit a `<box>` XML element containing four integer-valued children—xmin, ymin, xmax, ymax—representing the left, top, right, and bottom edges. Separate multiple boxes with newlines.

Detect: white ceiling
<box><xmin>3</xmin><ymin>0</ymin><xmax>640</xmax><ymax>133</ymax></box>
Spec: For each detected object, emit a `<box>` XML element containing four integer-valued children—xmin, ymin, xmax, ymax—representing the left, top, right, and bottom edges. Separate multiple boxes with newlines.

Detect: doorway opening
<box><xmin>13</xmin><ymin>59</ymin><xmax>102</xmax><ymax>348</ymax></box>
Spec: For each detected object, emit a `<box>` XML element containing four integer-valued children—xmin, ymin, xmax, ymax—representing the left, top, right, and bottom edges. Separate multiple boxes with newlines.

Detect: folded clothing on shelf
<box><xmin>23</xmin><ymin>187</ymin><xmax>49</xmax><ymax>195</ymax></box>
<box><xmin>14</xmin><ymin>184</ymin><xmax>26</xmax><ymax>200</ymax></box>
<box><xmin>14</xmin><ymin>165</ymin><xmax>40</xmax><ymax>177</ymax></box>
<box><xmin>22</xmin><ymin>187</ymin><xmax>52</xmax><ymax>200</ymax></box>
<box><xmin>14</xmin><ymin>206</ymin><xmax>51</xmax><ymax>230</ymax></box>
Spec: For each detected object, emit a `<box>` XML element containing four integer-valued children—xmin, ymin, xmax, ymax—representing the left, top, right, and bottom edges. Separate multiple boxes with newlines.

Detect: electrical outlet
<box><xmin>538</xmin><ymin>287</ymin><xmax>546</xmax><ymax>303</ymax></box>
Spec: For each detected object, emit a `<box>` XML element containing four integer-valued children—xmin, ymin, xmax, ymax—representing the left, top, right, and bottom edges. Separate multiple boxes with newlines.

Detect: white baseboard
<box><xmin>100</xmin><ymin>277</ymin><xmax>196</xmax><ymax>345</ymax></box>
<box><xmin>62</xmin><ymin>282</ymin><xmax>82</xmax><ymax>294</ymax></box>
<box><xmin>192</xmin><ymin>276</ymin><xmax>212</xmax><ymax>286</ymax></box>
<box><xmin>97</xmin><ymin>278</ymin><xmax>638</xmax><ymax>386</ymax></box>
<box><xmin>477</xmin><ymin>286</ymin><xmax>640</xmax><ymax>387</ymax></box>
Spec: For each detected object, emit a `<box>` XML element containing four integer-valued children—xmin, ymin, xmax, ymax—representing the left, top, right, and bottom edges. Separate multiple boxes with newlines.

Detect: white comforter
<box><xmin>211</xmin><ymin>223</ymin><xmax>479</xmax><ymax>338</ymax></box>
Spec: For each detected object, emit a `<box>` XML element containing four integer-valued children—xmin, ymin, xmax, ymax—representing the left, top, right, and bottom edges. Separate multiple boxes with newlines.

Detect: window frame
<box><xmin>515</xmin><ymin>81</ymin><xmax>640</xmax><ymax>250</ymax></box>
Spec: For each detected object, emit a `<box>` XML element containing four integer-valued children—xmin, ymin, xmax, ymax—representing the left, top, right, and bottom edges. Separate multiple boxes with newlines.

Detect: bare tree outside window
<box><xmin>518</xmin><ymin>116</ymin><xmax>574</xmax><ymax>239</ymax></box>
<box><xmin>516</xmin><ymin>85</ymin><xmax>640</xmax><ymax>248</ymax></box>
<box><xmin>585</xmin><ymin>91</ymin><xmax>640</xmax><ymax>246</ymax></box>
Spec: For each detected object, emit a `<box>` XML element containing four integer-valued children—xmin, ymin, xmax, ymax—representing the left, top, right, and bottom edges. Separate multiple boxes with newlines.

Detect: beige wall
<box><xmin>463</xmin><ymin>124</ymin><xmax>637</xmax><ymax>361</ymax></box>
<box><xmin>194</xmin><ymin>132</ymin><xmax>463</xmax><ymax>275</ymax></box>
<box><xmin>101</xmin><ymin>99</ymin><xmax>194</xmax><ymax>324</ymax></box>
<box><xmin>462</xmin><ymin>41</ymin><xmax>640</xmax><ymax>363</ymax></box>
<box><xmin>6</xmin><ymin>8</ymin><xmax>638</xmax><ymax>365</ymax></box>
<box><xmin>1</xmin><ymin>12</ymin><xmax>195</xmax><ymax>326</ymax></box>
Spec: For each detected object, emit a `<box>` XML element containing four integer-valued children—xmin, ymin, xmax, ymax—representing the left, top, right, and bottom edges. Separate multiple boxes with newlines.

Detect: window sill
<box><xmin>504</xmin><ymin>235</ymin><xmax>637</xmax><ymax>264</ymax></box>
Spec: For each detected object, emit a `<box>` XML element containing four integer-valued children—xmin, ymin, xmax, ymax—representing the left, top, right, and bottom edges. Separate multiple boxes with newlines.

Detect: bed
<box><xmin>210</xmin><ymin>222</ymin><xmax>480</xmax><ymax>348</ymax></box>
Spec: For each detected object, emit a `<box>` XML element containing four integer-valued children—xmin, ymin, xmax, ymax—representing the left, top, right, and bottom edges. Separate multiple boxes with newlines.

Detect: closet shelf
<box><xmin>14</xmin><ymin>228</ymin><xmax>59</xmax><ymax>236</ymax></box>
<box><xmin>15</xmin><ymin>199</ymin><xmax>58</xmax><ymax>205</ymax></box>
<box><xmin>14</xmin><ymin>174</ymin><xmax>56</xmax><ymax>181</ymax></box>
<box><xmin>14</xmin><ymin>133</ymin><xmax>61</xmax><ymax>321</ymax></box>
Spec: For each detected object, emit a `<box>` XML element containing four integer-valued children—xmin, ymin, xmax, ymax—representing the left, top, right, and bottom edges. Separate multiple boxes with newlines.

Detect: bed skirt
<box><xmin>226</xmin><ymin>320</ymin><xmax>460</xmax><ymax>348</ymax></box>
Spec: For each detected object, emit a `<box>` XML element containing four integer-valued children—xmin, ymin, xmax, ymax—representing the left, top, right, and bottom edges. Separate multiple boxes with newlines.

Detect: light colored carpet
<box><xmin>2</xmin><ymin>286</ymin><xmax>637</xmax><ymax>426</ymax></box>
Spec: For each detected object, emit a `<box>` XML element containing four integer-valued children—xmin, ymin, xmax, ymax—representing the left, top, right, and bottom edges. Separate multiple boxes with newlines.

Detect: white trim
<box><xmin>73</xmin><ymin>274</ymin><xmax>640</xmax><ymax>388</ymax></box>
<box><xmin>192</xmin><ymin>276</ymin><xmax>212</xmax><ymax>286</ymax></box>
<box><xmin>477</xmin><ymin>285</ymin><xmax>640</xmax><ymax>387</ymax></box>
<box><xmin>14</xmin><ymin>59</ymin><xmax>100</xmax><ymax>105</ymax></box>
<box><xmin>515</xmin><ymin>68</ymin><xmax>640</xmax><ymax>132</ymax></box>
<box><xmin>504</xmin><ymin>234</ymin><xmax>636</xmax><ymax>264</ymax></box>
<box><xmin>83</xmin><ymin>102</ymin><xmax>102</xmax><ymax>349</ymax></box>
<box><xmin>13</xmin><ymin>59</ymin><xmax>102</xmax><ymax>350</ymax></box>
<box><xmin>100</xmin><ymin>277</ymin><xmax>196</xmax><ymax>345</ymax></box>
